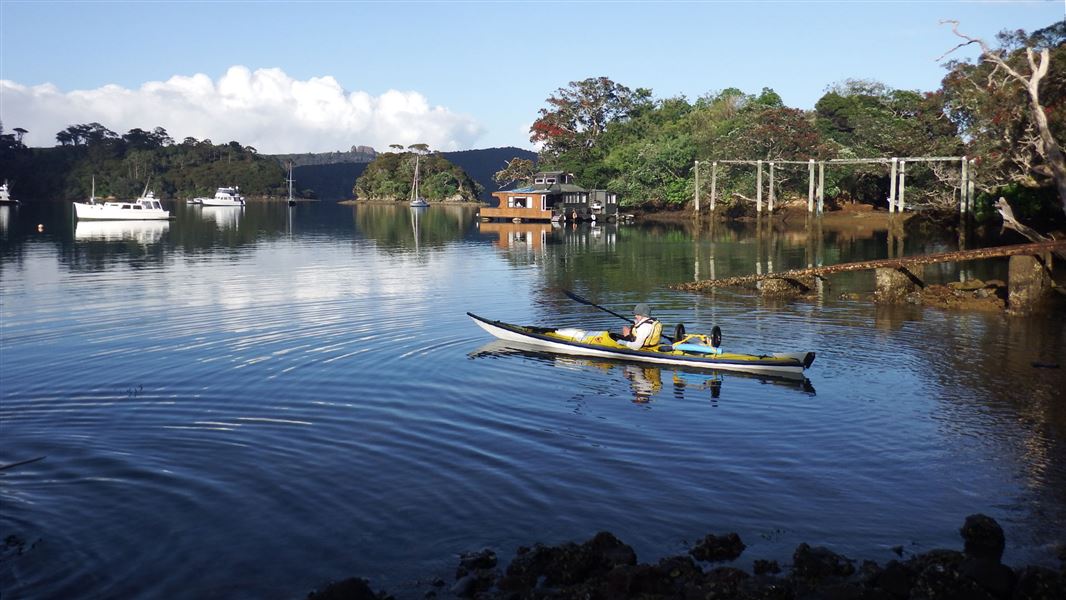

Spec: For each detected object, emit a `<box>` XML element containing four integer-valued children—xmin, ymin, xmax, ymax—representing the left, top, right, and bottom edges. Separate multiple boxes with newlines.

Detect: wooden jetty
<box><xmin>674</xmin><ymin>241</ymin><xmax>1064</xmax><ymax>314</ymax></box>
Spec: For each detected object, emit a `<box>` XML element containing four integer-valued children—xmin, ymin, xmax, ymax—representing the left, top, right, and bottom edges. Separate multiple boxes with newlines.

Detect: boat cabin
<box><xmin>480</xmin><ymin>171</ymin><xmax>618</xmax><ymax>223</ymax></box>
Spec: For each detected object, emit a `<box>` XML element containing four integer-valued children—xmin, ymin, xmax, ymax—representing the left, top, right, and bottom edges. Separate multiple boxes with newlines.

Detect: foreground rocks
<box><xmin>308</xmin><ymin>514</ymin><xmax>1064</xmax><ymax>600</ymax></box>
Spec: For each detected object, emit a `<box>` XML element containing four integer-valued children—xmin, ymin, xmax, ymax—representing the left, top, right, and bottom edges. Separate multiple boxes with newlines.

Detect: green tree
<box><xmin>531</xmin><ymin>76</ymin><xmax>652</xmax><ymax>159</ymax></box>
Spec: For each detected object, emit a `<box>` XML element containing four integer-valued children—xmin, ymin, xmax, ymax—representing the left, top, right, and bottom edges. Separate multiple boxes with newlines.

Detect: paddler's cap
<box><xmin>633</xmin><ymin>303</ymin><xmax>651</xmax><ymax>317</ymax></box>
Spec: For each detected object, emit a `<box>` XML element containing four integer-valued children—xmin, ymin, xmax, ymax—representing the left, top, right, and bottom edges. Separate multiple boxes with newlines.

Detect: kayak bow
<box><xmin>467</xmin><ymin>313</ymin><xmax>814</xmax><ymax>376</ymax></box>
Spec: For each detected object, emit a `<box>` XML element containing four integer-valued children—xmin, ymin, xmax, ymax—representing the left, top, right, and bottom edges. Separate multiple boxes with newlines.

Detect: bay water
<box><xmin>1</xmin><ymin>202</ymin><xmax>1063</xmax><ymax>598</ymax></box>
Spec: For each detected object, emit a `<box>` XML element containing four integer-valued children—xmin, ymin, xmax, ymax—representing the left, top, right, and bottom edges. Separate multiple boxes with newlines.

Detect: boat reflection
<box><xmin>477</xmin><ymin>221</ymin><xmax>555</xmax><ymax>251</ymax></box>
<box><xmin>469</xmin><ymin>340</ymin><xmax>815</xmax><ymax>403</ymax></box>
<box><xmin>410</xmin><ymin>205</ymin><xmax>427</xmax><ymax>253</ymax></box>
<box><xmin>200</xmin><ymin>206</ymin><xmax>243</xmax><ymax>230</ymax></box>
<box><xmin>0</xmin><ymin>205</ymin><xmax>12</xmax><ymax>235</ymax></box>
<box><xmin>74</xmin><ymin>219</ymin><xmax>170</xmax><ymax>243</ymax></box>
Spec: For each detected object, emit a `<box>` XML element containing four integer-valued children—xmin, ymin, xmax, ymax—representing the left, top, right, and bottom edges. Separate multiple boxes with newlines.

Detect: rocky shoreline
<box><xmin>308</xmin><ymin>514</ymin><xmax>1064</xmax><ymax>599</ymax></box>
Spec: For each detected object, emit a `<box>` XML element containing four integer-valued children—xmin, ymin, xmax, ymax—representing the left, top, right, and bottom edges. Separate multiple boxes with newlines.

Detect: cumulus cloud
<box><xmin>1</xmin><ymin>66</ymin><xmax>484</xmax><ymax>153</ymax></box>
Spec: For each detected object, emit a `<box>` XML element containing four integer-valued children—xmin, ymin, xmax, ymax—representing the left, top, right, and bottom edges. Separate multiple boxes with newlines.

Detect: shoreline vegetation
<box><xmin>307</xmin><ymin>514</ymin><xmax>1065</xmax><ymax>600</ymax></box>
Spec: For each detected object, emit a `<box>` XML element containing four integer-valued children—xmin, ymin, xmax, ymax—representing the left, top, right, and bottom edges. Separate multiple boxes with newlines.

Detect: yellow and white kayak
<box><xmin>468</xmin><ymin>313</ymin><xmax>815</xmax><ymax>377</ymax></box>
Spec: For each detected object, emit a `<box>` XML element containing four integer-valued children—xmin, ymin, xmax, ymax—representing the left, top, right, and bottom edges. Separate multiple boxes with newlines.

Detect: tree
<box><xmin>493</xmin><ymin>157</ymin><xmax>535</xmax><ymax>189</ymax></box>
<box><xmin>941</xmin><ymin>20</ymin><xmax>1066</xmax><ymax>214</ymax></box>
<box><xmin>530</xmin><ymin>76</ymin><xmax>652</xmax><ymax>158</ymax></box>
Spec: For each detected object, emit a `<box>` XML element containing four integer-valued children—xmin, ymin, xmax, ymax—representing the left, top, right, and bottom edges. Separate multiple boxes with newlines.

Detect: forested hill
<box><xmin>441</xmin><ymin>147</ymin><xmax>538</xmax><ymax>202</ymax></box>
<box><xmin>292</xmin><ymin>146</ymin><xmax>536</xmax><ymax>202</ymax></box>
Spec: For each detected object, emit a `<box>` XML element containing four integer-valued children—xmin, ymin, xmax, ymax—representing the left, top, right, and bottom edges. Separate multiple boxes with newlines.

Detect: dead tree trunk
<box><xmin>943</xmin><ymin>21</ymin><xmax>1066</xmax><ymax>214</ymax></box>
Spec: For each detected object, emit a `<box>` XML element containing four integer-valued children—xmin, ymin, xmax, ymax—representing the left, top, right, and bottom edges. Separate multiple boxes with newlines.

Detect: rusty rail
<box><xmin>674</xmin><ymin>241</ymin><xmax>1065</xmax><ymax>291</ymax></box>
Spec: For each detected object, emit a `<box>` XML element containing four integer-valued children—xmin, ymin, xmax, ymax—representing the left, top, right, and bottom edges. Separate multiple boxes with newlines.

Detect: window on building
<box><xmin>545</xmin><ymin>178</ymin><xmax>556</xmax><ymax>184</ymax></box>
<box><xmin>534</xmin><ymin>178</ymin><xmax>544</xmax><ymax>184</ymax></box>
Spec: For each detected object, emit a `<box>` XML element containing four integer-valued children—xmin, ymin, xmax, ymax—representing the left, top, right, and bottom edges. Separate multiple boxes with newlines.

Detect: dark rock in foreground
<box><xmin>310</xmin><ymin>514</ymin><xmax>1065</xmax><ymax>599</ymax></box>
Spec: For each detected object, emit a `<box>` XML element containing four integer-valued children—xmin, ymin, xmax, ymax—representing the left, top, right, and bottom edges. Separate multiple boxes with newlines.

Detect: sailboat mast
<box><xmin>413</xmin><ymin>154</ymin><xmax>420</xmax><ymax>200</ymax></box>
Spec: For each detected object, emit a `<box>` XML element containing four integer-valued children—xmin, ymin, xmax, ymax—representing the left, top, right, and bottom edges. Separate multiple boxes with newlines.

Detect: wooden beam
<box><xmin>808</xmin><ymin>159</ymin><xmax>815</xmax><ymax>213</ymax></box>
<box><xmin>769</xmin><ymin>162</ymin><xmax>775</xmax><ymax>213</ymax></box>
<box><xmin>817</xmin><ymin>161</ymin><xmax>824</xmax><ymax>214</ymax></box>
<box><xmin>889</xmin><ymin>157</ymin><xmax>898</xmax><ymax>213</ymax></box>
<box><xmin>710</xmin><ymin>161</ymin><xmax>717</xmax><ymax>213</ymax></box>
<box><xmin>963</xmin><ymin>157</ymin><xmax>972</xmax><ymax>218</ymax></box>
<box><xmin>756</xmin><ymin>160</ymin><xmax>763</xmax><ymax>213</ymax></box>
<box><xmin>694</xmin><ymin>160</ymin><xmax>700</xmax><ymax>213</ymax></box>
<box><xmin>899</xmin><ymin>160</ymin><xmax>906</xmax><ymax>212</ymax></box>
<box><xmin>673</xmin><ymin>241</ymin><xmax>1066</xmax><ymax>291</ymax></box>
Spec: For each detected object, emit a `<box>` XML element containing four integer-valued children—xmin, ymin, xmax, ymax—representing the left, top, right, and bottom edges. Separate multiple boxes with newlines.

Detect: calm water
<box><xmin>1</xmin><ymin>202</ymin><xmax>1064</xmax><ymax>599</ymax></box>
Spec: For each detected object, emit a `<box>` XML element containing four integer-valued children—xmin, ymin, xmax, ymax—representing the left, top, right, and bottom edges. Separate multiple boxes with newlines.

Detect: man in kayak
<box><xmin>609</xmin><ymin>303</ymin><xmax>662</xmax><ymax>350</ymax></box>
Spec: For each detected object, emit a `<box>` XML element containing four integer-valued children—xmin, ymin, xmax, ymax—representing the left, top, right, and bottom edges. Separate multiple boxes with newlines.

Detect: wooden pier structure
<box><xmin>693</xmin><ymin>156</ymin><xmax>978</xmax><ymax>219</ymax></box>
<box><xmin>675</xmin><ymin>241</ymin><xmax>1063</xmax><ymax>314</ymax></box>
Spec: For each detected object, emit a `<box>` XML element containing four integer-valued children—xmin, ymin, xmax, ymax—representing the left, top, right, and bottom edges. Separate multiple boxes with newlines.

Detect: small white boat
<box><xmin>74</xmin><ymin>178</ymin><xmax>170</xmax><ymax>221</ymax></box>
<box><xmin>409</xmin><ymin>154</ymin><xmax>430</xmax><ymax>207</ymax></box>
<box><xmin>0</xmin><ymin>181</ymin><xmax>18</xmax><ymax>205</ymax></box>
<box><xmin>196</xmin><ymin>186</ymin><xmax>245</xmax><ymax>207</ymax></box>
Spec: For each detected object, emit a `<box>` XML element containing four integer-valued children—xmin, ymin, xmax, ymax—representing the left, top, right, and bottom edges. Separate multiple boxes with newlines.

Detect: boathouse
<box><xmin>480</xmin><ymin>171</ymin><xmax>619</xmax><ymax>222</ymax></box>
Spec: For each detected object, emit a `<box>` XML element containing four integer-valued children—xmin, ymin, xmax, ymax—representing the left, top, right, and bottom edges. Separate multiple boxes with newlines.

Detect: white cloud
<box><xmin>0</xmin><ymin>66</ymin><xmax>484</xmax><ymax>153</ymax></box>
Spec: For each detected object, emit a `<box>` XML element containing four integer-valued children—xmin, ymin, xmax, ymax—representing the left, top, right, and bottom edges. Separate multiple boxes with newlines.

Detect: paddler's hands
<box><xmin>622</xmin><ymin>325</ymin><xmax>632</xmax><ymax>337</ymax></box>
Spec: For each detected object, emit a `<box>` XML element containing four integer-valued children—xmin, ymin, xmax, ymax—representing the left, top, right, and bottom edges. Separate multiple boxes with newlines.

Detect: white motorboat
<box><xmin>0</xmin><ymin>181</ymin><xmax>18</xmax><ymax>205</ymax></box>
<box><xmin>196</xmin><ymin>186</ymin><xmax>245</xmax><ymax>207</ymax></box>
<box><xmin>73</xmin><ymin>178</ymin><xmax>170</xmax><ymax>221</ymax></box>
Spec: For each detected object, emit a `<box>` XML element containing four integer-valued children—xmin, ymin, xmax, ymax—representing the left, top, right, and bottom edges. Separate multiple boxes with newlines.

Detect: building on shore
<box><xmin>480</xmin><ymin>171</ymin><xmax>618</xmax><ymax>223</ymax></box>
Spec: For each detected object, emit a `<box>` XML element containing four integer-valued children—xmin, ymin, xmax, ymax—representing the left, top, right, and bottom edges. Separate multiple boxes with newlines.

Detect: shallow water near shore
<box><xmin>1</xmin><ymin>202</ymin><xmax>1064</xmax><ymax>598</ymax></box>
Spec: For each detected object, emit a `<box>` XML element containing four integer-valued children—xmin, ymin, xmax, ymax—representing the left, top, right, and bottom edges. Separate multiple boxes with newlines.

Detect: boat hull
<box><xmin>199</xmin><ymin>199</ymin><xmax>245</xmax><ymax>207</ymax></box>
<box><xmin>468</xmin><ymin>313</ymin><xmax>814</xmax><ymax>376</ymax></box>
<box><xmin>74</xmin><ymin>202</ymin><xmax>170</xmax><ymax>221</ymax></box>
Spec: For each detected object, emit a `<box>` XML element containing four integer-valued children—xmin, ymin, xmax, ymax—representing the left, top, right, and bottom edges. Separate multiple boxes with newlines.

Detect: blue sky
<box><xmin>1</xmin><ymin>0</ymin><xmax>1062</xmax><ymax>153</ymax></box>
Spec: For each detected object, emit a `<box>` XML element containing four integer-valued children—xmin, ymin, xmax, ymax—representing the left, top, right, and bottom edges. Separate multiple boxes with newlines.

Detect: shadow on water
<box><xmin>468</xmin><ymin>340</ymin><xmax>816</xmax><ymax>404</ymax></box>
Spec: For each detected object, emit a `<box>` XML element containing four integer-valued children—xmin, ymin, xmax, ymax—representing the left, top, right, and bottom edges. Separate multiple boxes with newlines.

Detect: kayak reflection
<box><xmin>469</xmin><ymin>340</ymin><xmax>815</xmax><ymax>403</ymax></box>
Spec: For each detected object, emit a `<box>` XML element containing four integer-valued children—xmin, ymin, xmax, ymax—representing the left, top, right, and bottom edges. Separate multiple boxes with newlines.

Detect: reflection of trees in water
<box><xmin>353</xmin><ymin>204</ymin><xmax>476</xmax><ymax>251</ymax></box>
<box><xmin>875</xmin><ymin>304</ymin><xmax>1066</xmax><ymax>554</ymax></box>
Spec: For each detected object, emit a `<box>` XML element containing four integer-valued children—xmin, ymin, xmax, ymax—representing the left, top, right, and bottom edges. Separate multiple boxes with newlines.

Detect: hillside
<box><xmin>290</xmin><ymin>146</ymin><xmax>537</xmax><ymax>202</ymax></box>
<box><xmin>441</xmin><ymin>147</ymin><xmax>538</xmax><ymax>202</ymax></box>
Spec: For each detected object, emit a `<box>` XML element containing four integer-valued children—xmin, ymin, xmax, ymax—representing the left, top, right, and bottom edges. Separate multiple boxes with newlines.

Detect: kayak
<box><xmin>468</xmin><ymin>313</ymin><xmax>815</xmax><ymax>376</ymax></box>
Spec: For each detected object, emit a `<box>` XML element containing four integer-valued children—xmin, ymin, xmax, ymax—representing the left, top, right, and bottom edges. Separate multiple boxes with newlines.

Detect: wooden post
<box><xmin>769</xmin><ymin>162</ymin><xmax>775</xmax><ymax>213</ymax></box>
<box><xmin>1008</xmin><ymin>253</ymin><xmax>1053</xmax><ymax>315</ymax></box>
<box><xmin>817</xmin><ymin>161</ymin><xmax>825</xmax><ymax>214</ymax></box>
<box><xmin>756</xmin><ymin>160</ymin><xmax>763</xmax><ymax>213</ymax></box>
<box><xmin>963</xmin><ymin>156</ymin><xmax>972</xmax><ymax>219</ymax></box>
<box><xmin>694</xmin><ymin>160</ymin><xmax>700</xmax><ymax>214</ymax></box>
<box><xmin>899</xmin><ymin>160</ymin><xmax>906</xmax><ymax>212</ymax></box>
<box><xmin>710</xmin><ymin>161</ymin><xmax>717</xmax><ymax>213</ymax></box>
<box><xmin>968</xmin><ymin>158</ymin><xmax>976</xmax><ymax>214</ymax></box>
<box><xmin>875</xmin><ymin>266</ymin><xmax>925</xmax><ymax>303</ymax></box>
<box><xmin>808</xmin><ymin>159</ymin><xmax>815</xmax><ymax>213</ymax></box>
<box><xmin>889</xmin><ymin>157</ymin><xmax>898</xmax><ymax>213</ymax></box>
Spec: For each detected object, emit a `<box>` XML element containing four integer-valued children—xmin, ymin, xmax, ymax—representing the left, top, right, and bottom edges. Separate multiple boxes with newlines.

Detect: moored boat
<box><xmin>74</xmin><ymin>179</ymin><xmax>169</xmax><ymax>221</ymax></box>
<box><xmin>468</xmin><ymin>312</ymin><xmax>815</xmax><ymax>376</ymax></box>
<box><xmin>409</xmin><ymin>153</ymin><xmax>430</xmax><ymax>207</ymax></box>
<box><xmin>196</xmin><ymin>186</ymin><xmax>245</xmax><ymax>207</ymax></box>
<box><xmin>0</xmin><ymin>181</ymin><xmax>18</xmax><ymax>205</ymax></box>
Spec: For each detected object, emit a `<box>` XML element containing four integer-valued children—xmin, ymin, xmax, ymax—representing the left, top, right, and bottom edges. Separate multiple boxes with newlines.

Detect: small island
<box><xmin>343</xmin><ymin>144</ymin><xmax>482</xmax><ymax>205</ymax></box>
